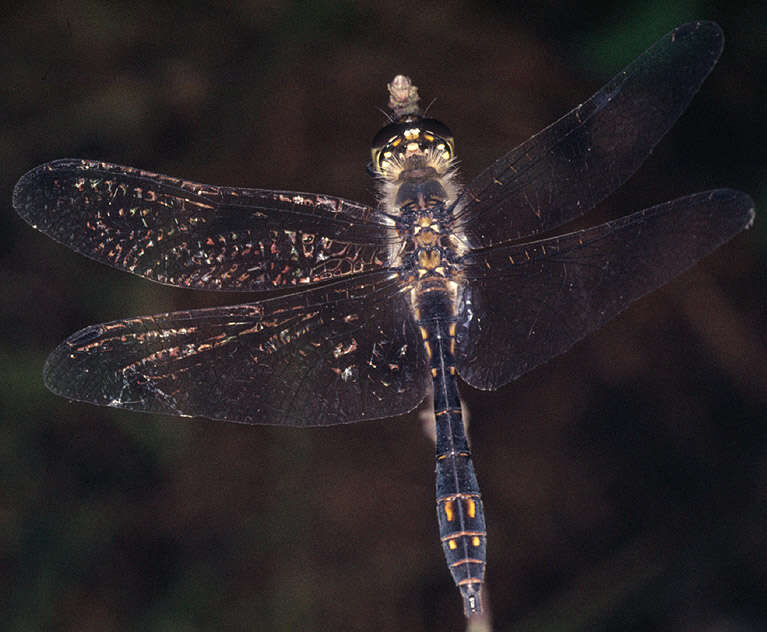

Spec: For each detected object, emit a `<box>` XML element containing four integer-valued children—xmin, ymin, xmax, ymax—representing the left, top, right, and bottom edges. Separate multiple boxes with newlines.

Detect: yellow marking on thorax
<box><xmin>414</xmin><ymin>228</ymin><xmax>438</xmax><ymax>246</ymax></box>
<box><xmin>417</xmin><ymin>249</ymin><xmax>442</xmax><ymax>270</ymax></box>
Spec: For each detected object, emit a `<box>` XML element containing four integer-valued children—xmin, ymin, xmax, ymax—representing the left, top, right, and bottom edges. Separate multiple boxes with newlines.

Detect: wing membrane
<box><xmin>43</xmin><ymin>271</ymin><xmax>429</xmax><ymax>425</ymax></box>
<box><xmin>13</xmin><ymin>159</ymin><xmax>394</xmax><ymax>291</ymax></box>
<box><xmin>456</xmin><ymin>189</ymin><xmax>755</xmax><ymax>390</ymax></box>
<box><xmin>451</xmin><ymin>21</ymin><xmax>724</xmax><ymax>247</ymax></box>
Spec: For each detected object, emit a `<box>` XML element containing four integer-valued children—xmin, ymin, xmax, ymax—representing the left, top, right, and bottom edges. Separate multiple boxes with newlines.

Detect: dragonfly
<box><xmin>13</xmin><ymin>21</ymin><xmax>755</xmax><ymax>618</ymax></box>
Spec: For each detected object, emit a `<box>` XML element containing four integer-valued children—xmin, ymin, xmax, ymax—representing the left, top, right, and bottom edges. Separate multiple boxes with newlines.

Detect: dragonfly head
<box><xmin>370</xmin><ymin>116</ymin><xmax>455</xmax><ymax>181</ymax></box>
<box><xmin>369</xmin><ymin>76</ymin><xmax>455</xmax><ymax>181</ymax></box>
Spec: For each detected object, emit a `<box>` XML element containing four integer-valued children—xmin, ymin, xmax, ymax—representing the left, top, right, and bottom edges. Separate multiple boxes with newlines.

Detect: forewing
<box><xmin>13</xmin><ymin>159</ymin><xmax>394</xmax><ymax>291</ymax></box>
<box><xmin>452</xmin><ymin>21</ymin><xmax>724</xmax><ymax>247</ymax></box>
<box><xmin>456</xmin><ymin>190</ymin><xmax>755</xmax><ymax>390</ymax></box>
<box><xmin>44</xmin><ymin>271</ymin><xmax>428</xmax><ymax>425</ymax></box>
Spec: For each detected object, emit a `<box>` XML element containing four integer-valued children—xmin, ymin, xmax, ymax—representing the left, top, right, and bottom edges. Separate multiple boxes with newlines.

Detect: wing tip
<box><xmin>12</xmin><ymin>163</ymin><xmax>45</xmax><ymax>221</ymax></box>
<box><xmin>13</xmin><ymin>159</ymin><xmax>87</xmax><ymax>223</ymax></box>
<box><xmin>42</xmin><ymin>322</ymin><xmax>103</xmax><ymax>397</ymax></box>
<box><xmin>670</xmin><ymin>21</ymin><xmax>724</xmax><ymax>66</ymax></box>
<box><xmin>42</xmin><ymin>337</ymin><xmax>75</xmax><ymax>398</ymax></box>
<box><xmin>711</xmin><ymin>188</ymin><xmax>756</xmax><ymax>230</ymax></box>
<box><xmin>674</xmin><ymin>20</ymin><xmax>723</xmax><ymax>44</ymax></box>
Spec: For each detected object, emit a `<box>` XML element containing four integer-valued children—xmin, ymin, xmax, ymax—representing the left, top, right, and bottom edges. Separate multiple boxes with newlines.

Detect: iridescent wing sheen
<box><xmin>13</xmin><ymin>159</ymin><xmax>395</xmax><ymax>291</ymax></box>
<box><xmin>451</xmin><ymin>21</ymin><xmax>724</xmax><ymax>247</ymax></box>
<box><xmin>43</xmin><ymin>271</ymin><xmax>429</xmax><ymax>426</ymax></box>
<box><xmin>456</xmin><ymin>189</ymin><xmax>755</xmax><ymax>390</ymax></box>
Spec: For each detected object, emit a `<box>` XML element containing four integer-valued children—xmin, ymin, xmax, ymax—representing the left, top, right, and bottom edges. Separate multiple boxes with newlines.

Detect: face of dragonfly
<box><xmin>370</xmin><ymin>117</ymin><xmax>455</xmax><ymax>182</ymax></box>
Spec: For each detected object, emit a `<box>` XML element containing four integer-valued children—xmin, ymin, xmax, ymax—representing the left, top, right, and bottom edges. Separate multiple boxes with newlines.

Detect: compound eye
<box><xmin>371</xmin><ymin>122</ymin><xmax>408</xmax><ymax>150</ymax></box>
<box><xmin>420</xmin><ymin>118</ymin><xmax>453</xmax><ymax>140</ymax></box>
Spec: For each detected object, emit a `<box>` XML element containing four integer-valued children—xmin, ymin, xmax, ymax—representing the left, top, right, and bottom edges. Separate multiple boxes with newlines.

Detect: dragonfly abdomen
<box><xmin>416</xmin><ymin>293</ymin><xmax>487</xmax><ymax>616</ymax></box>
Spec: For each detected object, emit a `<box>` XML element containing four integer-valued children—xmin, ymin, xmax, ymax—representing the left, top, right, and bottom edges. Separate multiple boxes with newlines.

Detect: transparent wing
<box><xmin>13</xmin><ymin>159</ymin><xmax>394</xmax><ymax>291</ymax></box>
<box><xmin>44</xmin><ymin>271</ymin><xmax>429</xmax><ymax>425</ymax></box>
<box><xmin>451</xmin><ymin>21</ymin><xmax>724</xmax><ymax>247</ymax></box>
<box><xmin>456</xmin><ymin>189</ymin><xmax>755</xmax><ymax>390</ymax></box>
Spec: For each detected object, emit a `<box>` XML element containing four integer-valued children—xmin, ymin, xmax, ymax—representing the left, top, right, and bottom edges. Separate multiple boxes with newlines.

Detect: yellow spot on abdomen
<box><xmin>444</xmin><ymin>500</ymin><xmax>454</xmax><ymax>522</ymax></box>
<box><xmin>467</xmin><ymin>498</ymin><xmax>476</xmax><ymax>518</ymax></box>
<box><xmin>448</xmin><ymin>539</ymin><xmax>457</xmax><ymax>550</ymax></box>
<box><xmin>472</xmin><ymin>536</ymin><xmax>481</xmax><ymax>547</ymax></box>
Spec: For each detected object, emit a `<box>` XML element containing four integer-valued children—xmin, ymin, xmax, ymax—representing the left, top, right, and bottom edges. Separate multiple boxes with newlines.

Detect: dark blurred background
<box><xmin>2</xmin><ymin>1</ymin><xmax>765</xmax><ymax>631</ymax></box>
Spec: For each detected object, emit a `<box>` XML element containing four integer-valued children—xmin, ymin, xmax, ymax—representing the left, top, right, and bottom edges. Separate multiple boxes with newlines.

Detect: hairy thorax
<box><xmin>380</xmin><ymin>155</ymin><xmax>464</xmax><ymax>322</ymax></box>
